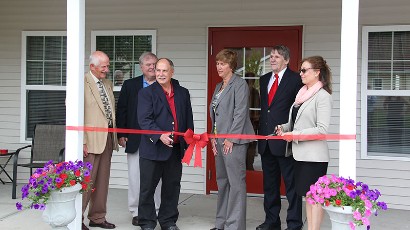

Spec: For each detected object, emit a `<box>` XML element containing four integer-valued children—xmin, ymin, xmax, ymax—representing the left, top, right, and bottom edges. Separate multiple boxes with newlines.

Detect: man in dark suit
<box><xmin>256</xmin><ymin>45</ymin><xmax>303</xmax><ymax>230</ymax></box>
<box><xmin>137</xmin><ymin>58</ymin><xmax>194</xmax><ymax>230</ymax></box>
<box><xmin>116</xmin><ymin>52</ymin><xmax>164</xmax><ymax>226</ymax></box>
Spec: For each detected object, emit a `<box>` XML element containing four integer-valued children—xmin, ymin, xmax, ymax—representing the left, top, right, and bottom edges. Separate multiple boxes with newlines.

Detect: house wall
<box><xmin>0</xmin><ymin>0</ymin><xmax>409</xmax><ymax>209</ymax></box>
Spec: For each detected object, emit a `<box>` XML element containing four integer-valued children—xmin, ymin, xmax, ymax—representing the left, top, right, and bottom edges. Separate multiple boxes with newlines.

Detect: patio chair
<box><xmin>12</xmin><ymin>124</ymin><xmax>66</xmax><ymax>199</ymax></box>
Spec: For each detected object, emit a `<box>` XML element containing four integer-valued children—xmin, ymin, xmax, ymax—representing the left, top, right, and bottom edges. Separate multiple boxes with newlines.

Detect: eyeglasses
<box><xmin>299</xmin><ymin>68</ymin><xmax>316</xmax><ymax>74</ymax></box>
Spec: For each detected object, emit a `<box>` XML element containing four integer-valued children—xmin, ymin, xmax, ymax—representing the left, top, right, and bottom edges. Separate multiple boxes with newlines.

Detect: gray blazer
<box><xmin>281</xmin><ymin>88</ymin><xmax>332</xmax><ymax>162</ymax></box>
<box><xmin>210</xmin><ymin>75</ymin><xmax>255</xmax><ymax>144</ymax></box>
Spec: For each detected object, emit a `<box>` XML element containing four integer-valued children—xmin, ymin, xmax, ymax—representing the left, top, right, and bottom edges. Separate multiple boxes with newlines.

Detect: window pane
<box><xmin>44</xmin><ymin>61</ymin><xmax>63</xmax><ymax>85</ymax></box>
<box><xmin>45</xmin><ymin>36</ymin><xmax>63</xmax><ymax>60</ymax></box>
<box><xmin>27</xmin><ymin>36</ymin><xmax>44</xmax><ymax>60</ymax></box>
<box><xmin>393</xmin><ymin>31</ymin><xmax>410</xmax><ymax>60</ymax></box>
<box><xmin>113</xmin><ymin>62</ymin><xmax>132</xmax><ymax>86</ymax></box>
<box><xmin>392</xmin><ymin>61</ymin><xmax>410</xmax><ymax>90</ymax></box>
<box><xmin>134</xmin><ymin>35</ymin><xmax>152</xmax><ymax>59</ymax></box>
<box><xmin>368</xmin><ymin>32</ymin><xmax>392</xmax><ymax>60</ymax></box>
<box><xmin>62</xmin><ymin>63</ymin><xmax>66</xmax><ymax>86</ymax></box>
<box><xmin>26</xmin><ymin>90</ymin><xmax>66</xmax><ymax>139</ymax></box>
<box><xmin>96</xmin><ymin>36</ymin><xmax>114</xmax><ymax>59</ymax></box>
<box><xmin>367</xmin><ymin>62</ymin><xmax>391</xmax><ymax>90</ymax></box>
<box><xmin>26</xmin><ymin>61</ymin><xmax>43</xmax><ymax>85</ymax></box>
<box><xmin>367</xmin><ymin>96</ymin><xmax>410</xmax><ymax>156</ymax></box>
<box><xmin>115</xmin><ymin>36</ymin><xmax>133</xmax><ymax>62</ymax></box>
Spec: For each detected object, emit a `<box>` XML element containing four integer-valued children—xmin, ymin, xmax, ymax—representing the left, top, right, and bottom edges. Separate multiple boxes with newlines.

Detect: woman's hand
<box><xmin>211</xmin><ymin>139</ymin><xmax>218</xmax><ymax>156</ymax></box>
<box><xmin>222</xmin><ymin>140</ymin><xmax>233</xmax><ymax>155</ymax></box>
<box><xmin>282</xmin><ymin>132</ymin><xmax>293</xmax><ymax>142</ymax></box>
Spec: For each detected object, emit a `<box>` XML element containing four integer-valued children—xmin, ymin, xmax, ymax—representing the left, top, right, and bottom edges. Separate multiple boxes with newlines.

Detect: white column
<box><xmin>66</xmin><ymin>0</ymin><xmax>85</xmax><ymax>229</ymax></box>
<box><xmin>339</xmin><ymin>0</ymin><xmax>359</xmax><ymax>180</ymax></box>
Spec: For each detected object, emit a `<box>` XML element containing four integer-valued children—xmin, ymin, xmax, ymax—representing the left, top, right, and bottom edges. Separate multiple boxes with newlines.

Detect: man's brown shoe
<box><xmin>89</xmin><ymin>220</ymin><xmax>116</xmax><ymax>229</ymax></box>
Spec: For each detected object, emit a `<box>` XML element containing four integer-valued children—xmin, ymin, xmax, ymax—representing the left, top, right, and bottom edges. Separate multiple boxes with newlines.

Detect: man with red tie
<box><xmin>257</xmin><ymin>45</ymin><xmax>303</xmax><ymax>230</ymax></box>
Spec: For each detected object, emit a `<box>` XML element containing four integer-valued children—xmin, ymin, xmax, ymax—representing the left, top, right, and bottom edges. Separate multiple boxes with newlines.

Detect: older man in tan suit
<box><xmin>82</xmin><ymin>51</ymin><xmax>119</xmax><ymax>230</ymax></box>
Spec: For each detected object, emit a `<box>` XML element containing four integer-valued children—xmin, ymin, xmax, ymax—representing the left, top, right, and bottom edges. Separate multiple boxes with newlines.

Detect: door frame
<box><xmin>206</xmin><ymin>26</ymin><xmax>303</xmax><ymax>194</ymax></box>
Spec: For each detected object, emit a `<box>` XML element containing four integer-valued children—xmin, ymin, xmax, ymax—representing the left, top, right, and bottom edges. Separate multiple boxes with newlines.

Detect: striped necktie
<box><xmin>96</xmin><ymin>81</ymin><xmax>113</xmax><ymax>127</ymax></box>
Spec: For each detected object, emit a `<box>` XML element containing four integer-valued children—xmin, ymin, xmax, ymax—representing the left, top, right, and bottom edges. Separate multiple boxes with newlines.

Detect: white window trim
<box><xmin>20</xmin><ymin>31</ymin><xmax>67</xmax><ymax>143</ymax></box>
<box><xmin>91</xmin><ymin>30</ymin><xmax>157</xmax><ymax>91</ymax></box>
<box><xmin>360</xmin><ymin>25</ymin><xmax>410</xmax><ymax>161</ymax></box>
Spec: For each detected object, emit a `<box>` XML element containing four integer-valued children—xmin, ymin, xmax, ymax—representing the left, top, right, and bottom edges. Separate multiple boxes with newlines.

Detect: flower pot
<box><xmin>42</xmin><ymin>183</ymin><xmax>81</xmax><ymax>230</ymax></box>
<box><xmin>323</xmin><ymin>205</ymin><xmax>366</xmax><ymax>230</ymax></box>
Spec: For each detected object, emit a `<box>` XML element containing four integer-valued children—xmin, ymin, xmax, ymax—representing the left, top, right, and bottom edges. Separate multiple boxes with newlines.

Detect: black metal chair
<box><xmin>12</xmin><ymin>124</ymin><xmax>65</xmax><ymax>199</ymax></box>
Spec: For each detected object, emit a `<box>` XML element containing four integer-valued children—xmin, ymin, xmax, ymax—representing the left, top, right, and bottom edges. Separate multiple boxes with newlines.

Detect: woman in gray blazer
<box><xmin>209</xmin><ymin>49</ymin><xmax>254</xmax><ymax>230</ymax></box>
<box><xmin>276</xmin><ymin>56</ymin><xmax>332</xmax><ymax>230</ymax></box>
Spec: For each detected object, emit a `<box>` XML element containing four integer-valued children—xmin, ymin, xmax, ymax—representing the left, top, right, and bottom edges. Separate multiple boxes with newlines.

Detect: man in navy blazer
<box><xmin>257</xmin><ymin>45</ymin><xmax>303</xmax><ymax>230</ymax></box>
<box><xmin>137</xmin><ymin>58</ymin><xmax>194</xmax><ymax>230</ymax></box>
<box><xmin>117</xmin><ymin>52</ymin><xmax>174</xmax><ymax>226</ymax></box>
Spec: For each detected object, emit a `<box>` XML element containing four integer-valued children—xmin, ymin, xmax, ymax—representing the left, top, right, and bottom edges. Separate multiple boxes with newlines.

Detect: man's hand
<box><xmin>160</xmin><ymin>133</ymin><xmax>173</xmax><ymax>147</ymax></box>
<box><xmin>118</xmin><ymin>137</ymin><xmax>128</xmax><ymax>147</ymax></box>
<box><xmin>275</xmin><ymin>125</ymin><xmax>283</xmax><ymax>136</ymax></box>
<box><xmin>83</xmin><ymin>144</ymin><xmax>89</xmax><ymax>158</ymax></box>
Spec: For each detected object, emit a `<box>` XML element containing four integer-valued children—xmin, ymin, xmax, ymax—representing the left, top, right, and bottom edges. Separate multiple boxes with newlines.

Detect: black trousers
<box><xmin>138</xmin><ymin>144</ymin><xmax>182</xmax><ymax>229</ymax></box>
<box><xmin>260</xmin><ymin>145</ymin><xmax>303</xmax><ymax>230</ymax></box>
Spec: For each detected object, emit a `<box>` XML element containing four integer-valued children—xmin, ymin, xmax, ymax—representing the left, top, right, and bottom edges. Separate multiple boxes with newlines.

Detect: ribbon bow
<box><xmin>182</xmin><ymin>129</ymin><xmax>209</xmax><ymax>167</ymax></box>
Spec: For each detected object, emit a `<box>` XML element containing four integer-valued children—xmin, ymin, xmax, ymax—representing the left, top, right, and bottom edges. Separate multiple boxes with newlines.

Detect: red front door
<box><xmin>207</xmin><ymin>26</ymin><xmax>303</xmax><ymax>194</ymax></box>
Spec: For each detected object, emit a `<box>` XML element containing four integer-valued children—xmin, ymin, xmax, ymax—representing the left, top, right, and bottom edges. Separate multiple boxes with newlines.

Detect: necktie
<box><xmin>268</xmin><ymin>74</ymin><xmax>279</xmax><ymax>105</ymax></box>
<box><xmin>96</xmin><ymin>81</ymin><xmax>113</xmax><ymax>127</ymax></box>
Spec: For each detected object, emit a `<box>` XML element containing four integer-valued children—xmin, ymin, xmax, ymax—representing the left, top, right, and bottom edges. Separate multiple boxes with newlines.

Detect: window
<box><xmin>361</xmin><ymin>26</ymin><xmax>410</xmax><ymax>159</ymax></box>
<box><xmin>20</xmin><ymin>30</ymin><xmax>156</xmax><ymax>141</ymax></box>
<box><xmin>91</xmin><ymin>30</ymin><xmax>157</xmax><ymax>102</ymax></box>
<box><xmin>21</xmin><ymin>32</ymin><xmax>67</xmax><ymax>140</ymax></box>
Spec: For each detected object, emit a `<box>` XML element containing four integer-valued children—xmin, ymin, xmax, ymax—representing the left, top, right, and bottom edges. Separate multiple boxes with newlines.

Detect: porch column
<box><xmin>66</xmin><ymin>0</ymin><xmax>85</xmax><ymax>229</ymax></box>
<box><xmin>339</xmin><ymin>0</ymin><xmax>359</xmax><ymax>180</ymax></box>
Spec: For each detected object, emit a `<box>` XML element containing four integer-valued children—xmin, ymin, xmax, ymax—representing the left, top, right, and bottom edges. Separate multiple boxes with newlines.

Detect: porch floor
<box><xmin>0</xmin><ymin>183</ymin><xmax>409</xmax><ymax>229</ymax></box>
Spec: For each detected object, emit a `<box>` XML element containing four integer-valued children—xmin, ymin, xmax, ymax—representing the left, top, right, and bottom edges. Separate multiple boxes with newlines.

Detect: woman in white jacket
<box><xmin>276</xmin><ymin>56</ymin><xmax>333</xmax><ymax>230</ymax></box>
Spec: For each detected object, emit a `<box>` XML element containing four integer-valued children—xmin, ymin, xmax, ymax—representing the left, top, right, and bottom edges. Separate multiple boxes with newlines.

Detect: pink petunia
<box><xmin>362</xmin><ymin>217</ymin><xmax>370</xmax><ymax>226</ymax></box>
<box><xmin>353</xmin><ymin>210</ymin><xmax>362</xmax><ymax>220</ymax></box>
<box><xmin>349</xmin><ymin>222</ymin><xmax>356</xmax><ymax>230</ymax></box>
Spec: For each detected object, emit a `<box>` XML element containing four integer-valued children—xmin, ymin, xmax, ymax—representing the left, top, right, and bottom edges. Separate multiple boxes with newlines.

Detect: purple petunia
<box><xmin>16</xmin><ymin>202</ymin><xmax>23</xmax><ymax>211</ymax></box>
<box><xmin>86</xmin><ymin>162</ymin><xmax>92</xmax><ymax>170</ymax></box>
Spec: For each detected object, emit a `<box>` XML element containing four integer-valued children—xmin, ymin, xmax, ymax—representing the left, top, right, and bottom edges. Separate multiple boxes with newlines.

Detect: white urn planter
<box><xmin>323</xmin><ymin>205</ymin><xmax>367</xmax><ymax>230</ymax></box>
<box><xmin>42</xmin><ymin>183</ymin><xmax>81</xmax><ymax>230</ymax></box>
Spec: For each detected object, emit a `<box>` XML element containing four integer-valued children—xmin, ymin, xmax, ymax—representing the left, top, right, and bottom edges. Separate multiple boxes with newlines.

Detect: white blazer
<box><xmin>281</xmin><ymin>88</ymin><xmax>332</xmax><ymax>162</ymax></box>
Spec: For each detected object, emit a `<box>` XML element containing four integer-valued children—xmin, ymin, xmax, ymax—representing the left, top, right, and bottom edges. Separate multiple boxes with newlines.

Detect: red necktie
<box><xmin>268</xmin><ymin>74</ymin><xmax>279</xmax><ymax>105</ymax></box>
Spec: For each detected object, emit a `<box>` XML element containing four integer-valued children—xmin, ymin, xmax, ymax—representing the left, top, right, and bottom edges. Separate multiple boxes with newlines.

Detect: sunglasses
<box><xmin>299</xmin><ymin>68</ymin><xmax>316</xmax><ymax>74</ymax></box>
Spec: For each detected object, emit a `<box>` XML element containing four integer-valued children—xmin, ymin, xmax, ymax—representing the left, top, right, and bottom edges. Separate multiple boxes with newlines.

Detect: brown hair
<box><xmin>215</xmin><ymin>49</ymin><xmax>238</xmax><ymax>72</ymax></box>
<box><xmin>301</xmin><ymin>56</ymin><xmax>332</xmax><ymax>94</ymax></box>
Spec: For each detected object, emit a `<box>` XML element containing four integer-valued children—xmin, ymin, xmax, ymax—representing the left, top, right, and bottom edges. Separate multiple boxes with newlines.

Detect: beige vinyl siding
<box><xmin>1</xmin><ymin>0</ymin><xmax>410</xmax><ymax>208</ymax></box>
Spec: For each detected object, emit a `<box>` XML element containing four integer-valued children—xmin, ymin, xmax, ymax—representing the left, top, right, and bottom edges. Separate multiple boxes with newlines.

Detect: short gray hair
<box><xmin>272</xmin><ymin>45</ymin><xmax>291</xmax><ymax>61</ymax></box>
<box><xmin>139</xmin><ymin>52</ymin><xmax>158</xmax><ymax>65</ymax></box>
<box><xmin>89</xmin><ymin>51</ymin><xmax>109</xmax><ymax>66</ymax></box>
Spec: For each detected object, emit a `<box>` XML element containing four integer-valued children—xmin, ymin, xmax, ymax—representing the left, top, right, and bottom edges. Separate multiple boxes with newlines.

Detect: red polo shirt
<box><xmin>163</xmin><ymin>84</ymin><xmax>179</xmax><ymax>143</ymax></box>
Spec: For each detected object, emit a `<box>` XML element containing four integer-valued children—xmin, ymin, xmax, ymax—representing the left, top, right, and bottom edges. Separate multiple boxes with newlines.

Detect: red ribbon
<box><xmin>182</xmin><ymin>129</ymin><xmax>209</xmax><ymax>167</ymax></box>
<box><xmin>66</xmin><ymin>126</ymin><xmax>356</xmax><ymax>168</ymax></box>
